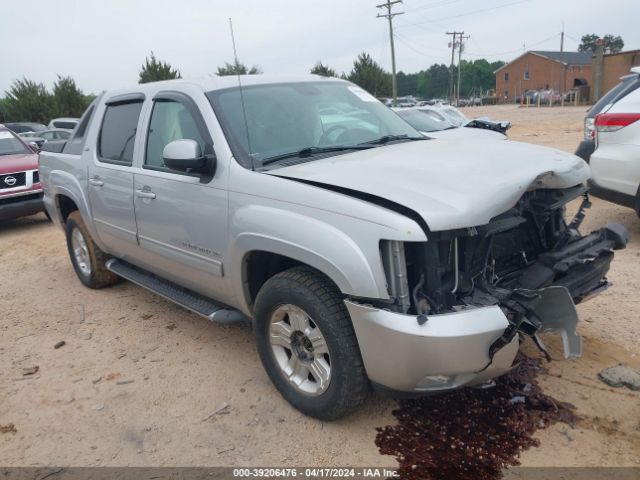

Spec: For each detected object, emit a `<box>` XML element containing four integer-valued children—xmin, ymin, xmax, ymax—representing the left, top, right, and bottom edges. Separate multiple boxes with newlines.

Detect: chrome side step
<box><xmin>105</xmin><ymin>258</ymin><xmax>247</xmax><ymax>325</ymax></box>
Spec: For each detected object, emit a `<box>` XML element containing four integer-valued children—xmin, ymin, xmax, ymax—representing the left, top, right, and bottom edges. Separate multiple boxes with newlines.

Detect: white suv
<box><xmin>589</xmin><ymin>67</ymin><xmax>640</xmax><ymax>216</ymax></box>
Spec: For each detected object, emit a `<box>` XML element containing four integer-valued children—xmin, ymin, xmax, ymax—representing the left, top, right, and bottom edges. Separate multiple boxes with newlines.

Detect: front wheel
<box><xmin>65</xmin><ymin>211</ymin><xmax>119</xmax><ymax>289</ymax></box>
<box><xmin>253</xmin><ymin>267</ymin><xmax>369</xmax><ymax>420</ymax></box>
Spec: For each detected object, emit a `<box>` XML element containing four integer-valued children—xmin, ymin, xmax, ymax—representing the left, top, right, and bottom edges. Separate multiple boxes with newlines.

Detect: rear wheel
<box><xmin>65</xmin><ymin>211</ymin><xmax>119</xmax><ymax>289</ymax></box>
<box><xmin>253</xmin><ymin>266</ymin><xmax>369</xmax><ymax>420</ymax></box>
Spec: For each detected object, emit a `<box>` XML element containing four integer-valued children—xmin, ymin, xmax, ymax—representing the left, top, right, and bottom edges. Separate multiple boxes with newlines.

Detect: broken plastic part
<box><xmin>523</xmin><ymin>286</ymin><xmax>582</xmax><ymax>359</ymax></box>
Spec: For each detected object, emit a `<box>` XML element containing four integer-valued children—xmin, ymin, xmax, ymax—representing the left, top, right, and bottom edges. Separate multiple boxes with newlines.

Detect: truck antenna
<box><xmin>229</xmin><ymin>18</ymin><xmax>255</xmax><ymax>171</ymax></box>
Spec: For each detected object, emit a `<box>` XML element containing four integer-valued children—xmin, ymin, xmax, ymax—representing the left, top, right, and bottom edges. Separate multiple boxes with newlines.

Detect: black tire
<box><xmin>65</xmin><ymin>211</ymin><xmax>119</xmax><ymax>289</ymax></box>
<box><xmin>254</xmin><ymin>266</ymin><xmax>369</xmax><ymax>420</ymax></box>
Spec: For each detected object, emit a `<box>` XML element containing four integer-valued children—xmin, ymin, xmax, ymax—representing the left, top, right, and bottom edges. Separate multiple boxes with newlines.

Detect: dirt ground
<box><xmin>1</xmin><ymin>105</ymin><xmax>639</xmax><ymax>468</ymax></box>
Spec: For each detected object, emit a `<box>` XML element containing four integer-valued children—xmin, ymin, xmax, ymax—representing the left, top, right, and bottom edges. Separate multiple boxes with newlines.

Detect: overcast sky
<box><xmin>1</xmin><ymin>0</ymin><xmax>638</xmax><ymax>94</ymax></box>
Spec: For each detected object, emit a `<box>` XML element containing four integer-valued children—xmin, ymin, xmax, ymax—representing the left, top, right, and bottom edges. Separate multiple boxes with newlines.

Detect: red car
<box><xmin>0</xmin><ymin>124</ymin><xmax>45</xmax><ymax>221</ymax></box>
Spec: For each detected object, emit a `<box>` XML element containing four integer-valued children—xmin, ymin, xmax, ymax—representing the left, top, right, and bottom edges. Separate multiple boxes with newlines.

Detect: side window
<box><xmin>145</xmin><ymin>99</ymin><xmax>207</xmax><ymax>169</ymax></box>
<box><xmin>98</xmin><ymin>101</ymin><xmax>143</xmax><ymax>165</ymax></box>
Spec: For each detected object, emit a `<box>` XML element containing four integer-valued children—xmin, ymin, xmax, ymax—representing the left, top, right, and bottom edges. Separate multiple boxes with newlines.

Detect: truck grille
<box><xmin>32</xmin><ymin>171</ymin><xmax>40</xmax><ymax>184</ymax></box>
<box><xmin>0</xmin><ymin>172</ymin><xmax>27</xmax><ymax>189</ymax></box>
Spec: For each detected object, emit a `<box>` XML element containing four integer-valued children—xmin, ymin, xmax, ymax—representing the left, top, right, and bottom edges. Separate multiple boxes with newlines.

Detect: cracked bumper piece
<box><xmin>345</xmin><ymin>300</ymin><xmax>520</xmax><ymax>392</ymax></box>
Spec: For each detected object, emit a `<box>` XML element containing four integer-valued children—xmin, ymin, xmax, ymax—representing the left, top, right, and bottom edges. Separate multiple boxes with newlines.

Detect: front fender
<box><xmin>229</xmin><ymin>205</ymin><xmax>391</xmax><ymax>315</ymax></box>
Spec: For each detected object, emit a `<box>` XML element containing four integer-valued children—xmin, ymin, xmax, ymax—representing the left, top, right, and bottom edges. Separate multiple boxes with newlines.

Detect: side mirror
<box><xmin>28</xmin><ymin>142</ymin><xmax>40</xmax><ymax>153</ymax></box>
<box><xmin>163</xmin><ymin>139</ymin><xmax>215</xmax><ymax>176</ymax></box>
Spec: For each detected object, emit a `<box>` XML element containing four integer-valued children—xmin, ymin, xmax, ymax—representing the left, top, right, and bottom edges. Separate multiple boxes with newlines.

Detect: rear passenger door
<box><xmin>87</xmin><ymin>95</ymin><xmax>144</xmax><ymax>259</ymax></box>
<box><xmin>131</xmin><ymin>91</ymin><xmax>228</xmax><ymax>300</ymax></box>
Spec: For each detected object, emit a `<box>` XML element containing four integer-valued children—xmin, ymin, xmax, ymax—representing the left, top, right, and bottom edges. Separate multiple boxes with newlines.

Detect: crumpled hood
<box><xmin>271</xmin><ymin>139</ymin><xmax>591</xmax><ymax>232</ymax></box>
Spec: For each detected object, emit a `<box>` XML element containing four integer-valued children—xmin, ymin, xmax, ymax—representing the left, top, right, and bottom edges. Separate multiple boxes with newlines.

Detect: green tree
<box><xmin>3</xmin><ymin>78</ymin><xmax>54</xmax><ymax>123</ymax></box>
<box><xmin>138</xmin><ymin>52</ymin><xmax>181</xmax><ymax>84</ymax></box>
<box><xmin>347</xmin><ymin>52</ymin><xmax>391</xmax><ymax>97</ymax></box>
<box><xmin>458</xmin><ymin>59</ymin><xmax>505</xmax><ymax>97</ymax></box>
<box><xmin>0</xmin><ymin>97</ymin><xmax>9</xmax><ymax>122</ymax></box>
<box><xmin>310</xmin><ymin>62</ymin><xmax>337</xmax><ymax>77</ymax></box>
<box><xmin>52</xmin><ymin>75</ymin><xmax>91</xmax><ymax>118</ymax></box>
<box><xmin>578</xmin><ymin>34</ymin><xmax>624</xmax><ymax>53</ymax></box>
<box><xmin>216</xmin><ymin>60</ymin><xmax>262</xmax><ymax>76</ymax></box>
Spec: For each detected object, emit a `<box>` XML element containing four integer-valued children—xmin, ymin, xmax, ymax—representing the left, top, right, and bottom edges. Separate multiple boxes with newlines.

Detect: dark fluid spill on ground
<box><xmin>376</xmin><ymin>355</ymin><xmax>579</xmax><ymax>480</ymax></box>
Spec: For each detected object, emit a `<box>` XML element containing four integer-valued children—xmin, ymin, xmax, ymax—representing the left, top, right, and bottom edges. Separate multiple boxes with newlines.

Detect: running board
<box><xmin>105</xmin><ymin>258</ymin><xmax>247</xmax><ymax>325</ymax></box>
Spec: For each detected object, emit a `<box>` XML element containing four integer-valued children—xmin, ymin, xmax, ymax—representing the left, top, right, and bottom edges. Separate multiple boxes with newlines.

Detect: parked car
<box><xmin>589</xmin><ymin>67</ymin><xmax>640</xmax><ymax>216</ymax></box>
<box><xmin>0</xmin><ymin>125</ymin><xmax>45</xmax><ymax>220</ymax></box>
<box><xmin>21</xmin><ymin>128</ymin><xmax>72</xmax><ymax>144</ymax></box>
<box><xmin>4</xmin><ymin>122</ymin><xmax>47</xmax><ymax>134</ymax></box>
<box><xmin>393</xmin><ymin>107</ymin><xmax>506</xmax><ymax>140</ymax></box>
<box><xmin>48</xmin><ymin>117</ymin><xmax>79</xmax><ymax>130</ymax></box>
<box><xmin>418</xmin><ymin>104</ymin><xmax>511</xmax><ymax>134</ymax></box>
<box><xmin>575</xmin><ymin>68</ymin><xmax>640</xmax><ymax>163</ymax></box>
<box><xmin>40</xmin><ymin>76</ymin><xmax>627</xmax><ymax>420</ymax></box>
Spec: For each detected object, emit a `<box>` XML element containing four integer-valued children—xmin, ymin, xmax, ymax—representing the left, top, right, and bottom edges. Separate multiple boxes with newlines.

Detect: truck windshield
<box><xmin>0</xmin><ymin>131</ymin><xmax>30</xmax><ymax>156</ymax></box>
<box><xmin>207</xmin><ymin>81</ymin><xmax>421</xmax><ymax>168</ymax></box>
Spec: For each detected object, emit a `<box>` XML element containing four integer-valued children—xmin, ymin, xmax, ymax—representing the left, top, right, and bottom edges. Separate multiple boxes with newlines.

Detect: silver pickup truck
<box><xmin>39</xmin><ymin>76</ymin><xmax>628</xmax><ymax>420</ymax></box>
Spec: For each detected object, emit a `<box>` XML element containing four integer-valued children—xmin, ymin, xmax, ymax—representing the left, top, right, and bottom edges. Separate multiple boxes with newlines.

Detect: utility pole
<box><xmin>377</xmin><ymin>0</ymin><xmax>404</xmax><ymax>104</ymax></box>
<box><xmin>560</xmin><ymin>21</ymin><xmax>565</xmax><ymax>52</ymax></box>
<box><xmin>457</xmin><ymin>33</ymin><xmax>470</xmax><ymax>105</ymax></box>
<box><xmin>446</xmin><ymin>31</ymin><xmax>464</xmax><ymax>104</ymax></box>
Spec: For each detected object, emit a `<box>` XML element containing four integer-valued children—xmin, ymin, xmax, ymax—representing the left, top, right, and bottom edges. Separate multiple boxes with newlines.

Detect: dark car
<box><xmin>575</xmin><ymin>71</ymin><xmax>640</xmax><ymax>163</ymax></box>
<box><xmin>4</xmin><ymin>122</ymin><xmax>47</xmax><ymax>134</ymax></box>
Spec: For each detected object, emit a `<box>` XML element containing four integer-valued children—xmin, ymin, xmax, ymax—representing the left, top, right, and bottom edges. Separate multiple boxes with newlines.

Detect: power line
<box><xmin>464</xmin><ymin>33</ymin><xmax>560</xmax><ymax>58</ymax></box>
<box><xmin>397</xmin><ymin>0</ymin><xmax>529</xmax><ymax>30</ymax></box>
<box><xmin>377</xmin><ymin>0</ymin><xmax>405</xmax><ymax>103</ymax></box>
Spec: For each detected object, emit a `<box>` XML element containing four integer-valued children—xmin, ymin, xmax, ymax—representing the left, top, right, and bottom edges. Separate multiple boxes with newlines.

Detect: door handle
<box><xmin>136</xmin><ymin>188</ymin><xmax>156</xmax><ymax>200</ymax></box>
<box><xmin>89</xmin><ymin>177</ymin><xmax>104</xmax><ymax>187</ymax></box>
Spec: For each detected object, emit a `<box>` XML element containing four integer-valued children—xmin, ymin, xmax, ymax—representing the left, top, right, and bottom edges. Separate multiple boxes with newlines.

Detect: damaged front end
<box><xmin>381</xmin><ymin>184</ymin><xmax>628</xmax><ymax>366</ymax></box>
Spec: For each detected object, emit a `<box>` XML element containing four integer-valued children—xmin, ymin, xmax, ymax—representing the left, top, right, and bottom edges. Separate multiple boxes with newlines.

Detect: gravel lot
<box><xmin>1</xmin><ymin>105</ymin><xmax>639</xmax><ymax>468</ymax></box>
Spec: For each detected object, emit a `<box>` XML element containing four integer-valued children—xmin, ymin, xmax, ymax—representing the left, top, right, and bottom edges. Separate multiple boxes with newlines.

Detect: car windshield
<box><xmin>441</xmin><ymin>107</ymin><xmax>469</xmax><ymax>126</ymax></box>
<box><xmin>0</xmin><ymin>130</ymin><xmax>30</xmax><ymax>156</ymax></box>
<box><xmin>207</xmin><ymin>81</ymin><xmax>422</xmax><ymax>168</ymax></box>
<box><xmin>396</xmin><ymin>109</ymin><xmax>452</xmax><ymax>132</ymax></box>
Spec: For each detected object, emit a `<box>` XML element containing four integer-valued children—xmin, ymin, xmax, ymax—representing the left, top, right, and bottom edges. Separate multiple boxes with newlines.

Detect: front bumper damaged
<box><xmin>345</xmin><ymin>300</ymin><xmax>520</xmax><ymax>393</ymax></box>
<box><xmin>347</xmin><ymin>221</ymin><xmax>628</xmax><ymax>394</ymax></box>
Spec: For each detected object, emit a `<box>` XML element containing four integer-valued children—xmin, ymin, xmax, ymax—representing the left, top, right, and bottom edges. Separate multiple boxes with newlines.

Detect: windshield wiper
<box><xmin>359</xmin><ymin>134</ymin><xmax>427</xmax><ymax>146</ymax></box>
<box><xmin>261</xmin><ymin>145</ymin><xmax>373</xmax><ymax>166</ymax></box>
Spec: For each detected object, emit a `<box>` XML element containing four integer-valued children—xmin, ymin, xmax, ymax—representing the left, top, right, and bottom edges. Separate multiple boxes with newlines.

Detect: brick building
<box><xmin>598</xmin><ymin>49</ymin><xmax>640</xmax><ymax>96</ymax></box>
<box><xmin>495</xmin><ymin>51</ymin><xmax>592</xmax><ymax>102</ymax></box>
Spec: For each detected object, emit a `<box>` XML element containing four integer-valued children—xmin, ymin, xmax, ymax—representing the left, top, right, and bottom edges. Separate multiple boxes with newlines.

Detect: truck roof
<box><xmin>103</xmin><ymin>75</ymin><xmax>345</xmax><ymax>97</ymax></box>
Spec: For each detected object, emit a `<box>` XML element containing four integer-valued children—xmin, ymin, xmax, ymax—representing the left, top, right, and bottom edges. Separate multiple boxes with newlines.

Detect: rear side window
<box><xmin>589</xmin><ymin>75</ymin><xmax>640</xmax><ymax>117</ymax></box>
<box><xmin>98</xmin><ymin>101</ymin><xmax>143</xmax><ymax>165</ymax></box>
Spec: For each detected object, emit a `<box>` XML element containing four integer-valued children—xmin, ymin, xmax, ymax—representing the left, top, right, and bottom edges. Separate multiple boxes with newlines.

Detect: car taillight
<box><xmin>584</xmin><ymin>118</ymin><xmax>595</xmax><ymax>140</ymax></box>
<box><xmin>595</xmin><ymin>113</ymin><xmax>640</xmax><ymax>132</ymax></box>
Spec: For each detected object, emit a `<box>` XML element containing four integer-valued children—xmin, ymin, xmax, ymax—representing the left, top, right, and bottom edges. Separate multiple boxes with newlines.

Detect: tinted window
<box><xmin>0</xmin><ymin>130</ymin><xmax>30</xmax><ymax>156</ymax></box>
<box><xmin>145</xmin><ymin>99</ymin><xmax>206</xmax><ymax>169</ymax></box>
<box><xmin>98</xmin><ymin>102</ymin><xmax>143</xmax><ymax>164</ymax></box>
<box><xmin>588</xmin><ymin>75</ymin><xmax>640</xmax><ymax>117</ymax></box>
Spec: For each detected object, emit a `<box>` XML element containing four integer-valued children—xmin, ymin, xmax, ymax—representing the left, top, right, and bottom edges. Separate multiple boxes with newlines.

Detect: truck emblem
<box><xmin>4</xmin><ymin>176</ymin><xmax>17</xmax><ymax>186</ymax></box>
